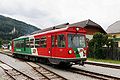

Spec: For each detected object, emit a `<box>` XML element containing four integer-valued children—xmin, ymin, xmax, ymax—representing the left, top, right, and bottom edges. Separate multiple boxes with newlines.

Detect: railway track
<box><xmin>0</xmin><ymin>52</ymin><xmax>67</xmax><ymax>80</ymax></box>
<box><xmin>85</xmin><ymin>61</ymin><xmax>120</xmax><ymax>69</ymax></box>
<box><xmin>27</xmin><ymin>62</ymin><xmax>67</xmax><ymax>80</ymax></box>
<box><xmin>0</xmin><ymin>61</ymin><xmax>34</xmax><ymax>80</ymax></box>
<box><xmin>2</xmin><ymin>50</ymin><xmax>120</xmax><ymax>69</ymax></box>
<box><xmin>0</xmin><ymin>50</ymin><xmax>13</xmax><ymax>56</ymax></box>
<box><xmin>1</xmin><ymin>51</ymin><xmax>120</xmax><ymax>80</ymax></box>
<box><xmin>67</xmin><ymin>67</ymin><xmax>120</xmax><ymax>80</ymax></box>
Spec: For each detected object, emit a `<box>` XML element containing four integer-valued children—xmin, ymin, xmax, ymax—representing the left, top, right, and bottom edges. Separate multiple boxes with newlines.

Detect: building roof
<box><xmin>54</xmin><ymin>19</ymin><xmax>102</xmax><ymax>28</ymax></box>
<box><xmin>69</xmin><ymin>19</ymin><xmax>101</xmax><ymax>28</ymax></box>
<box><xmin>106</xmin><ymin>21</ymin><xmax>120</xmax><ymax>34</ymax></box>
<box><xmin>32</xmin><ymin>19</ymin><xmax>106</xmax><ymax>34</ymax></box>
<box><xmin>55</xmin><ymin>19</ymin><xmax>106</xmax><ymax>33</ymax></box>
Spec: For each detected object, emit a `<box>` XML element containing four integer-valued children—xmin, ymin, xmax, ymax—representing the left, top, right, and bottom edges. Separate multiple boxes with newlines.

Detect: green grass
<box><xmin>0</xmin><ymin>48</ymin><xmax>2</xmax><ymax>51</ymax></box>
<box><xmin>88</xmin><ymin>58</ymin><xmax>120</xmax><ymax>64</ymax></box>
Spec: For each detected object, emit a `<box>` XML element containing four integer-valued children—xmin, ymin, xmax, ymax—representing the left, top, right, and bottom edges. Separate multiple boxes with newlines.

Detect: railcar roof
<box><xmin>14</xmin><ymin>25</ymin><xmax>85</xmax><ymax>40</ymax></box>
<box><xmin>13</xmin><ymin>26</ymin><xmax>68</xmax><ymax>40</ymax></box>
<box><xmin>31</xmin><ymin>23</ymin><xmax>69</xmax><ymax>35</ymax></box>
<box><xmin>13</xmin><ymin>35</ymin><xmax>29</xmax><ymax>40</ymax></box>
<box><xmin>33</xmin><ymin>27</ymin><xmax>69</xmax><ymax>36</ymax></box>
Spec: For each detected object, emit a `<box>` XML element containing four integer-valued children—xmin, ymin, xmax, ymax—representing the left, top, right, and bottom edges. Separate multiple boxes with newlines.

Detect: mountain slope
<box><xmin>0</xmin><ymin>15</ymin><xmax>40</xmax><ymax>40</ymax></box>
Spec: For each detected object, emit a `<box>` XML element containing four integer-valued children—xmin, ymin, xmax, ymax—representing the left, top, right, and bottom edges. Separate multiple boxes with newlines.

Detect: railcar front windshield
<box><xmin>68</xmin><ymin>34</ymin><xmax>86</xmax><ymax>48</ymax></box>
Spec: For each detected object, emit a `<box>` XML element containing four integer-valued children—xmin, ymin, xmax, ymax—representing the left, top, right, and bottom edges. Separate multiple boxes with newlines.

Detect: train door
<box><xmin>47</xmin><ymin>35</ymin><xmax>52</xmax><ymax>57</ymax></box>
<box><xmin>11</xmin><ymin>40</ymin><xmax>14</xmax><ymax>53</ymax></box>
<box><xmin>51</xmin><ymin>33</ymin><xmax>67</xmax><ymax>58</ymax></box>
<box><xmin>48</xmin><ymin>34</ymin><xmax>58</xmax><ymax>64</ymax></box>
<box><xmin>51</xmin><ymin>35</ymin><xmax>57</xmax><ymax>57</ymax></box>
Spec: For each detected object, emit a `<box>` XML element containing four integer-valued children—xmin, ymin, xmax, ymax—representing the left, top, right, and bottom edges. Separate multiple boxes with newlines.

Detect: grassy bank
<box><xmin>0</xmin><ymin>48</ymin><xmax>2</xmax><ymax>52</ymax></box>
<box><xmin>88</xmin><ymin>58</ymin><xmax>120</xmax><ymax>64</ymax></box>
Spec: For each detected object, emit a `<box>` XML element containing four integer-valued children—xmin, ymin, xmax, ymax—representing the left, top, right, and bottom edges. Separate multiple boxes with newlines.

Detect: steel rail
<box><xmin>0</xmin><ymin>66</ymin><xmax>16</xmax><ymax>80</ymax></box>
<box><xmin>85</xmin><ymin>61</ymin><xmax>120</xmax><ymax>69</ymax></box>
<box><xmin>0</xmin><ymin>60</ymin><xmax>35</xmax><ymax>80</ymax></box>
<box><xmin>2</xmin><ymin>51</ymin><xmax>120</xmax><ymax>79</ymax></box>
<box><xmin>1</xmin><ymin>51</ymin><xmax>120</xmax><ymax>70</ymax></box>
<box><xmin>27</xmin><ymin>62</ymin><xmax>67</xmax><ymax>80</ymax></box>
<box><xmin>68</xmin><ymin>67</ymin><xmax>120</xmax><ymax>80</ymax></box>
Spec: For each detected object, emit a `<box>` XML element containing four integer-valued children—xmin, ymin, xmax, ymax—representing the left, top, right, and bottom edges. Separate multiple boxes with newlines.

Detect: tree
<box><xmin>88</xmin><ymin>32</ymin><xmax>108</xmax><ymax>59</ymax></box>
<box><xmin>0</xmin><ymin>38</ymin><xmax>2</xmax><ymax>48</ymax></box>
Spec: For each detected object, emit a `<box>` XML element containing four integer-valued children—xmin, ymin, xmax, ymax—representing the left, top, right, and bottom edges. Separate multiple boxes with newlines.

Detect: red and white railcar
<box><xmin>12</xmin><ymin>25</ymin><xmax>88</xmax><ymax>66</ymax></box>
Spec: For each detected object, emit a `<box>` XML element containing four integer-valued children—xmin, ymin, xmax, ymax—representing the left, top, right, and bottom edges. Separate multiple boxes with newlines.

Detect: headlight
<box><xmin>68</xmin><ymin>50</ymin><xmax>72</xmax><ymax>54</ymax></box>
<box><xmin>83</xmin><ymin>50</ymin><xmax>86</xmax><ymax>53</ymax></box>
<box><xmin>76</xmin><ymin>27</ymin><xmax>79</xmax><ymax>31</ymax></box>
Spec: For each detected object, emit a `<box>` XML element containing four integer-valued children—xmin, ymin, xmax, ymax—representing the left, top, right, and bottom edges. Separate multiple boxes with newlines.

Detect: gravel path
<box><xmin>39</xmin><ymin>64</ymin><xmax>97</xmax><ymax>80</ymax></box>
<box><xmin>0</xmin><ymin>63</ymin><xmax>14</xmax><ymax>80</ymax></box>
<box><xmin>2</xmin><ymin>52</ymin><xmax>119</xmax><ymax>80</ymax></box>
<box><xmin>73</xmin><ymin>64</ymin><xmax>120</xmax><ymax>78</ymax></box>
<box><xmin>0</xmin><ymin>53</ymin><xmax>96</xmax><ymax>80</ymax></box>
<box><xmin>0</xmin><ymin>53</ymin><xmax>45</xmax><ymax>79</ymax></box>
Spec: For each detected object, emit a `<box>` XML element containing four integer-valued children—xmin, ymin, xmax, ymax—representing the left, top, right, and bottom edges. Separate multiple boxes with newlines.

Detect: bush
<box><xmin>88</xmin><ymin>32</ymin><xmax>108</xmax><ymax>59</ymax></box>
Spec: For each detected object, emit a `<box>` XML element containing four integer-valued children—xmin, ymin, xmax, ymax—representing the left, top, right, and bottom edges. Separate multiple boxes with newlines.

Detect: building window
<box><xmin>40</xmin><ymin>36</ymin><xmax>47</xmax><ymax>48</ymax></box>
<box><xmin>58</xmin><ymin>34</ymin><xmax>65</xmax><ymax>47</ymax></box>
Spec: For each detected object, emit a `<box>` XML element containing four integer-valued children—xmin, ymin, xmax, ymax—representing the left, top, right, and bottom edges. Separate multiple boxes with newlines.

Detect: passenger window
<box><xmin>29</xmin><ymin>39</ymin><xmax>34</xmax><ymax>48</ymax></box>
<box><xmin>58</xmin><ymin>34</ymin><xmax>65</xmax><ymax>47</ymax></box>
<box><xmin>40</xmin><ymin>36</ymin><xmax>47</xmax><ymax>48</ymax></box>
<box><xmin>35</xmin><ymin>39</ymin><xmax>40</xmax><ymax>48</ymax></box>
<box><xmin>52</xmin><ymin>36</ymin><xmax>55</xmax><ymax>47</ymax></box>
<box><xmin>15</xmin><ymin>41</ymin><xmax>20</xmax><ymax>48</ymax></box>
<box><xmin>25</xmin><ymin>39</ymin><xmax>30</xmax><ymax>48</ymax></box>
<box><xmin>20</xmin><ymin>40</ymin><xmax>24</xmax><ymax>48</ymax></box>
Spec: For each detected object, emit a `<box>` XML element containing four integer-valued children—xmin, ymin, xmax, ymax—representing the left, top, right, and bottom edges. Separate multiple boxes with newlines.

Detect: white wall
<box><xmin>86</xmin><ymin>35</ymin><xmax>93</xmax><ymax>40</ymax></box>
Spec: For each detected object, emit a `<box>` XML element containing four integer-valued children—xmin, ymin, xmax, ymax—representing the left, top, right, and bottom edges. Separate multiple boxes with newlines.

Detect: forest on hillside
<box><xmin>0</xmin><ymin>15</ymin><xmax>40</xmax><ymax>40</ymax></box>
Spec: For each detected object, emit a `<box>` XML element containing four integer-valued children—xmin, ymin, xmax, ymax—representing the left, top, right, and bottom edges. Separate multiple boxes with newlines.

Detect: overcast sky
<box><xmin>0</xmin><ymin>0</ymin><xmax>120</xmax><ymax>30</ymax></box>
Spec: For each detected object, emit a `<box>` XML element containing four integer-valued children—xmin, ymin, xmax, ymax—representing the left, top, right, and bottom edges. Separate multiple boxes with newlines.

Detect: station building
<box><xmin>69</xmin><ymin>19</ymin><xmax>106</xmax><ymax>40</ymax></box>
<box><xmin>106</xmin><ymin>20</ymin><xmax>120</xmax><ymax>47</ymax></box>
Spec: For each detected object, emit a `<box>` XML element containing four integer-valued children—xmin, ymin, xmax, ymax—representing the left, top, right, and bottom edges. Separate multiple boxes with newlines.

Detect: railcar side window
<box><xmin>15</xmin><ymin>41</ymin><xmax>20</xmax><ymax>48</ymax></box>
<box><xmin>35</xmin><ymin>39</ymin><xmax>40</xmax><ymax>48</ymax></box>
<box><xmin>52</xmin><ymin>36</ymin><xmax>55</xmax><ymax>47</ymax></box>
<box><xmin>20</xmin><ymin>40</ymin><xmax>24</xmax><ymax>48</ymax></box>
<box><xmin>58</xmin><ymin>34</ymin><xmax>65</xmax><ymax>47</ymax></box>
<box><xmin>25</xmin><ymin>39</ymin><xmax>30</xmax><ymax>47</ymax></box>
<box><xmin>40</xmin><ymin>36</ymin><xmax>46</xmax><ymax>48</ymax></box>
<box><xmin>29</xmin><ymin>39</ymin><xmax>34</xmax><ymax>48</ymax></box>
<box><xmin>15</xmin><ymin>40</ymin><xmax>23</xmax><ymax>48</ymax></box>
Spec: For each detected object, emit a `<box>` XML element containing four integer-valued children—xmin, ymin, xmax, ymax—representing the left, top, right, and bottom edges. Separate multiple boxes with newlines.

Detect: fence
<box><xmin>102</xmin><ymin>47</ymin><xmax>120</xmax><ymax>60</ymax></box>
